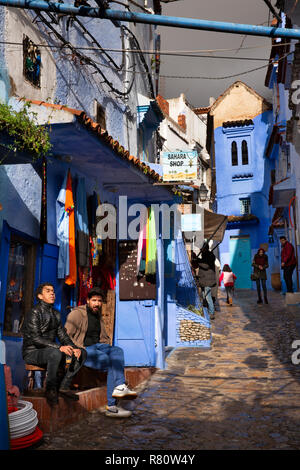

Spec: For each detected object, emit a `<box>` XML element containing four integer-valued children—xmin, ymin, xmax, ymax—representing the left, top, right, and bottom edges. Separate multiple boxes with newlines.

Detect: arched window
<box><xmin>242</xmin><ymin>140</ymin><xmax>249</xmax><ymax>165</ymax></box>
<box><xmin>231</xmin><ymin>141</ymin><xmax>238</xmax><ymax>166</ymax></box>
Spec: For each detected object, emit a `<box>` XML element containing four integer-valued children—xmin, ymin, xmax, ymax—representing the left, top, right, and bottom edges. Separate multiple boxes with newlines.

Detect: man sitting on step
<box><xmin>65</xmin><ymin>287</ymin><xmax>137</xmax><ymax>418</ymax></box>
<box><xmin>22</xmin><ymin>283</ymin><xmax>86</xmax><ymax>407</ymax></box>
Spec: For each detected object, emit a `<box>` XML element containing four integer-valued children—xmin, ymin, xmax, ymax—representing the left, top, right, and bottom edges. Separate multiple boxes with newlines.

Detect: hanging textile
<box><xmin>40</xmin><ymin>155</ymin><xmax>47</xmax><ymax>244</ymax></box>
<box><xmin>56</xmin><ymin>171</ymin><xmax>70</xmax><ymax>279</ymax></box>
<box><xmin>136</xmin><ymin>206</ymin><xmax>148</xmax><ymax>275</ymax></box>
<box><xmin>78</xmin><ymin>265</ymin><xmax>93</xmax><ymax>305</ymax></box>
<box><xmin>75</xmin><ymin>177</ymin><xmax>90</xmax><ymax>268</ymax></box>
<box><xmin>88</xmin><ymin>191</ymin><xmax>102</xmax><ymax>266</ymax></box>
<box><xmin>65</xmin><ymin>170</ymin><xmax>77</xmax><ymax>286</ymax></box>
<box><xmin>145</xmin><ymin>207</ymin><xmax>157</xmax><ymax>275</ymax></box>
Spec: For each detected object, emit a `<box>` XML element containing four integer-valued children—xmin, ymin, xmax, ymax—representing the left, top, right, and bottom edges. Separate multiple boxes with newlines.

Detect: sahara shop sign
<box><xmin>162</xmin><ymin>150</ymin><xmax>198</xmax><ymax>182</ymax></box>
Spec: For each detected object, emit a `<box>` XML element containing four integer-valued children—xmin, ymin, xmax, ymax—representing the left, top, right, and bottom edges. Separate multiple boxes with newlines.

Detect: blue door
<box><xmin>229</xmin><ymin>236</ymin><xmax>252</xmax><ymax>289</ymax></box>
<box><xmin>115</xmin><ymin>299</ymin><xmax>155</xmax><ymax>366</ymax></box>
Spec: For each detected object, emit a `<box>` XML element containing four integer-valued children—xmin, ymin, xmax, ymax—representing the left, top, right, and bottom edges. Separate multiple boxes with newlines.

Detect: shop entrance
<box><xmin>0</xmin><ymin>221</ymin><xmax>61</xmax><ymax>339</ymax></box>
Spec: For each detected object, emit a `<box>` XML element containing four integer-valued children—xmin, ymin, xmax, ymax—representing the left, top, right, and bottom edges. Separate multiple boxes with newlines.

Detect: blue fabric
<box><xmin>84</xmin><ymin>343</ymin><xmax>125</xmax><ymax>406</ymax></box>
<box><xmin>75</xmin><ymin>177</ymin><xmax>90</xmax><ymax>268</ymax></box>
<box><xmin>203</xmin><ymin>286</ymin><xmax>215</xmax><ymax>316</ymax></box>
<box><xmin>56</xmin><ymin>171</ymin><xmax>69</xmax><ymax>279</ymax></box>
<box><xmin>75</xmin><ymin>177</ymin><xmax>89</xmax><ymax>235</ymax></box>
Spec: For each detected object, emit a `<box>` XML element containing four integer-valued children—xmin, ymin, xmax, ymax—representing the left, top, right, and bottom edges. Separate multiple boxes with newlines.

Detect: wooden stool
<box><xmin>25</xmin><ymin>364</ymin><xmax>47</xmax><ymax>390</ymax></box>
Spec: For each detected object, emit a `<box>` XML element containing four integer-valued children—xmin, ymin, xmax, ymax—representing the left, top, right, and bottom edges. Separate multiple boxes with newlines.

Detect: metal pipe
<box><xmin>1</xmin><ymin>1</ymin><xmax>300</xmax><ymax>39</ymax></box>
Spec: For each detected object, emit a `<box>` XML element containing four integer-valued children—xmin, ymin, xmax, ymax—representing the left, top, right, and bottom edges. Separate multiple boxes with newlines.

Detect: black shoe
<box><xmin>45</xmin><ymin>388</ymin><xmax>58</xmax><ymax>407</ymax></box>
<box><xmin>264</xmin><ymin>297</ymin><xmax>268</xmax><ymax>304</ymax></box>
<box><xmin>257</xmin><ymin>299</ymin><xmax>263</xmax><ymax>304</ymax></box>
<box><xmin>226</xmin><ymin>298</ymin><xmax>229</xmax><ymax>304</ymax></box>
<box><xmin>59</xmin><ymin>389</ymin><xmax>79</xmax><ymax>401</ymax></box>
<box><xmin>210</xmin><ymin>314</ymin><xmax>215</xmax><ymax>320</ymax></box>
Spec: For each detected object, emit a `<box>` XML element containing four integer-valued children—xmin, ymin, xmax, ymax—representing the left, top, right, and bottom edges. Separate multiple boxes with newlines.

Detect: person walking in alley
<box><xmin>192</xmin><ymin>241</ymin><xmax>216</xmax><ymax>320</ymax></box>
<box><xmin>252</xmin><ymin>248</ymin><xmax>269</xmax><ymax>304</ymax></box>
<box><xmin>65</xmin><ymin>287</ymin><xmax>137</xmax><ymax>418</ymax></box>
<box><xmin>22</xmin><ymin>283</ymin><xmax>86</xmax><ymax>407</ymax></box>
<box><xmin>219</xmin><ymin>264</ymin><xmax>237</xmax><ymax>306</ymax></box>
<box><xmin>280</xmin><ymin>236</ymin><xmax>297</xmax><ymax>293</ymax></box>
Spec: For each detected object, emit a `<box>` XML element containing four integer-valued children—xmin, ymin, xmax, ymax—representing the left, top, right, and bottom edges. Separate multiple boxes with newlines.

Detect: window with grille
<box><xmin>231</xmin><ymin>141</ymin><xmax>238</xmax><ymax>166</ymax></box>
<box><xmin>23</xmin><ymin>36</ymin><xmax>41</xmax><ymax>88</ymax></box>
<box><xmin>240</xmin><ymin>197</ymin><xmax>251</xmax><ymax>215</ymax></box>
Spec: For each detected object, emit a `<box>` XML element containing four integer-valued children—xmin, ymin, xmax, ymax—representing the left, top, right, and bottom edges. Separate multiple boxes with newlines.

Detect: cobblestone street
<box><xmin>37</xmin><ymin>289</ymin><xmax>300</xmax><ymax>451</ymax></box>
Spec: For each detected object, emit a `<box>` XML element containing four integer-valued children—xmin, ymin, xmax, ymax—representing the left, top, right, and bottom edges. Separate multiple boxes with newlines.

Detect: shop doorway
<box><xmin>0</xmin><ymin>221</ymin><xmax>60</xmax><ymax>339</ymax></box>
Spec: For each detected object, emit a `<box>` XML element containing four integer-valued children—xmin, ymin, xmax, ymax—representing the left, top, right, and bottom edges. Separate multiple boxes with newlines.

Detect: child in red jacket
<box><xmin>219</xmin><ymin>264</ymin><xmax>237</xmax><ymax>306</ymax></box>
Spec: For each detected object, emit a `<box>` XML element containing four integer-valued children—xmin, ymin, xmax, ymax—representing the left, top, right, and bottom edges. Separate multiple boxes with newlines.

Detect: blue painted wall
<box><xmin>215</xmin><ymin>111</ymin><xmax>276</xmax><ymax>290</ymax></box>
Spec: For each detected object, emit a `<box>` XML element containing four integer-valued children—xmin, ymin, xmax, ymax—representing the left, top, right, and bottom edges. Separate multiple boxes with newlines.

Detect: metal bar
<box><xmin>263</xmin><ymin>0</ymin><xmax>282</xmax><ymax>23</ymax></box>
<box><xmin>1</xmin><ymin>1</ymin><xmax>300</xmax><ymax>39</ymax></box>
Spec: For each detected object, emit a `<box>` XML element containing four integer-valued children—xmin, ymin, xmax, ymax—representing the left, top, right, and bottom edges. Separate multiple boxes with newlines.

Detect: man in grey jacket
<box><xmin>65</xmin><ymin>287</ymin><xmax>138</xmax><ymax>418</ymax></box>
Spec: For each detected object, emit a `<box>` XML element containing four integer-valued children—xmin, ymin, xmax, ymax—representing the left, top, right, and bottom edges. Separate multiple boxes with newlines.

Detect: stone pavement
<box><xmin>37</xmin><ymin>289</ymin><xmax>300</xmax><ymax>450</ymax></box>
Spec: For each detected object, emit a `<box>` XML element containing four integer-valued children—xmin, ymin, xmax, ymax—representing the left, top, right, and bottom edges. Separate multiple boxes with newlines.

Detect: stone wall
<box><xmin>176</xmin><ymin>305</ymin><xmax>211</xmax><ymax>348</ymax></box>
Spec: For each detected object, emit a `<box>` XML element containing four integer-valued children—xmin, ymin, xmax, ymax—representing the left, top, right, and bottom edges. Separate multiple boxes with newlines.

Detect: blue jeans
<box><xmin>84</xmin><ymin>343</ymin><xmax>125</xmax><ymax>406</ymax></box>
<box><xmin>202</xmin><ymin>286</ymin><xmax>215</xmax><ymax>317</ymax></box>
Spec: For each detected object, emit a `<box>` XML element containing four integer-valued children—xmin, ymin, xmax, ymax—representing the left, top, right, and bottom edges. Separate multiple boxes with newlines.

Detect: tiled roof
<box><xmin>227</xmin><ymin>214</ymin><xmax>259</xmax><ymax>223</ymax></box>
<box><xmin>193</xmin><ymin>106</ymin><xmax>211</xmax><ymax>115</ymax></box>
<box><xmin>24</xmin><ymin>99</ymin><xmax>164</xmax><ymax>185</ymax></box>
<box><xmin>223</xmin><ymin>119</ymin><xmax>254</xmax><ymax>128</ymax></box>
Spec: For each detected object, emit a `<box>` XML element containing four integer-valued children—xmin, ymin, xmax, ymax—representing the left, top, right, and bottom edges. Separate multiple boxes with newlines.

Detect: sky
<box><xmin>158</xmin><ymin>0</ymin><xmax>278</xmax><ymax>107</ymax></box>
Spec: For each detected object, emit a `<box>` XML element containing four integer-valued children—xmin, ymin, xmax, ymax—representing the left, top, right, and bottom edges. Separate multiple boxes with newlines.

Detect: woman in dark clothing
<box><xmin>252</xmin><ymin>248</ymin><xmax>269</xmax><ymax>304</ymax></box>
<box><xmin>192</xmin><ymin>242</ymin><xmax>216</xmax><ymax>320</ymax></box>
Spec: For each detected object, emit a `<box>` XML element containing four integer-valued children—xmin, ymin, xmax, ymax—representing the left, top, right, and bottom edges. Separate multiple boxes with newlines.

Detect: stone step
<box><xmin>21</xmin><ymin>367</ymin><xmax>156</xmax><ymax>433</ymax></box>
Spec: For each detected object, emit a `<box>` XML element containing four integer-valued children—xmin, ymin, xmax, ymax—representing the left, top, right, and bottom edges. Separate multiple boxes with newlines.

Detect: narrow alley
<box><xmin>37</xmin><ymin>289</ymin><xmax>300</xmax><ymax>451</ymax></box>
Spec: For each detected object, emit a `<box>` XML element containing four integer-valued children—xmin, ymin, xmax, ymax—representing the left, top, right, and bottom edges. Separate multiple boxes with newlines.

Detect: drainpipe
<box><xmin>1</xmin><ymin>1</ymin><xmax>300</xmax><ymax>39</ymax></box>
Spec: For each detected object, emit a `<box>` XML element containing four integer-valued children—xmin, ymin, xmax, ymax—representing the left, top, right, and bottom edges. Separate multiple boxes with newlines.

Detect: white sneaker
<box><xmin>105</xmin><ymin>405</ymin><xmax>132</xmax><ymax>418</ymax></box>
<box><xmin>112</xmin><ymin>383</ymin><xmax>138</xmax><ymax>400</ymax></box>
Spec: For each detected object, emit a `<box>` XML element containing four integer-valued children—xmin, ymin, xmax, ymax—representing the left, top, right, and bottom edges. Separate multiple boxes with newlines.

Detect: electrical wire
<box><xmin>32</xmin><ymin>10</ymin><xmax>136</xmax><ymax>97</ymax></box>
<box><xmin>88</xmin><ymin>49</ymin><xmax>293</xmax><ymax>80</ymax></box>
<box><xmin>0</xmin><ymin>40</ymin><xmax>291</xmax><ymax>54</ymax></box>
<box><xmin>121</xmin><ymin>24</ymin><xmax>155</xmax><ymax>98</ymax></box>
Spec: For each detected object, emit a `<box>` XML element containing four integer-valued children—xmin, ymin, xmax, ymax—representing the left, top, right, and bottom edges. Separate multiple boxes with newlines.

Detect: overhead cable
<box><xmin>89</xmin><ymin>49</ymin><xmax>292</xmax><ymax>80</ymax></box>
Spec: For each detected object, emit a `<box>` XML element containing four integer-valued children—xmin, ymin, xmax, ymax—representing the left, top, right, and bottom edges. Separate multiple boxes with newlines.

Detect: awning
<box><xmin>204</xmin><ymin>209</ymin><xmax>228</xmax><ymax>242</ymax></box>
<box><xmin>272</xmin><ymin>175</ymin><xmax>296</xmax><ymax>207</ymax></box>
<box><xmin>179</xmin><ymin>206</ymin><xmax>228</xmax><ymax>244</ymax></box>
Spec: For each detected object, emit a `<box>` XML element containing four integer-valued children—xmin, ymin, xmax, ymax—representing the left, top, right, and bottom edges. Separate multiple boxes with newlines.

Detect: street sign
<box><xmin>162</xmin><ymin>150</ymin><xmax>197</xmax><ymax>182</ymax></box>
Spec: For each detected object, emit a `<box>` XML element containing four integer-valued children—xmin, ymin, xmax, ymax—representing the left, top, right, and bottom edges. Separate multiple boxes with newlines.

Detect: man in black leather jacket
<box><xmin>22</xmin><ymin>283</ymin><xmax>86</xmax><ymax>406</ymax></box>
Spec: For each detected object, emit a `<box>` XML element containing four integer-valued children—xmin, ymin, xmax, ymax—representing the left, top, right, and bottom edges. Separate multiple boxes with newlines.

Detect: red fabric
<box><xmin>219</xmin><ymin>272</ymin><xmax>237</xmax><ymax>287</ymax></box>
<box><xmin>281</xmin><ymin>241</ymin><xmax>296</xmax><ymax>266</ymax></box>
<box><xmin>92</xmin><ymin>265</ymin><xmax>116</xmax><ymax>291</ymax></box>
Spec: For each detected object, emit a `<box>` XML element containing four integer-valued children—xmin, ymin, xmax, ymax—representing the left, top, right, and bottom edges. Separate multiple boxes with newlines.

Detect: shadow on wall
<box><xmin>0</xmin><ymin>164</ymin><xmax>41</xmax><ymax>239</ymax></box>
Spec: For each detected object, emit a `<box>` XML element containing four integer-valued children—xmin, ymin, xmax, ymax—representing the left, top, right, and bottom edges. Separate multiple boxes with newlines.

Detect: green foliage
<box><xmin>187</xmin><ymin>305</ymin><xmax>204</xmax><ymax>317</ymax></box>
<box><xmin>0</xmin><ymin>101</ymin><xmax>52</xmax><ymax>161</ymax></box>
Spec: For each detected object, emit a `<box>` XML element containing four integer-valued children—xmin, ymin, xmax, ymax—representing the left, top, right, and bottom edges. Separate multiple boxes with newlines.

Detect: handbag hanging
<box><xmin>251</xmin><ymin>272</ymin><xmax>258</xmax><ymax>281</ymax></box>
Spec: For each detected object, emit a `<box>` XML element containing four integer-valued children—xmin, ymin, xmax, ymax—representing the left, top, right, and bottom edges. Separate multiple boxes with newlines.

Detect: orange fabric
<box><xmin>65</xmin><ymin>170</ymin><xmax>77</xmax><ymax>285</ymax></box>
